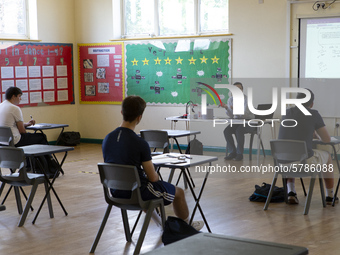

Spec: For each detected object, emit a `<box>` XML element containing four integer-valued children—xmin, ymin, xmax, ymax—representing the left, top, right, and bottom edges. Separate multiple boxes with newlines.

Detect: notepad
<box><xmin>331</xmin><ymin>136</ymin><xmax>339</xmax><ymax>142</ymax></box>
<box><xmin>152</xmin><ymin>153</ymin><xmax>187</xmax><ymax>165</ymax></box>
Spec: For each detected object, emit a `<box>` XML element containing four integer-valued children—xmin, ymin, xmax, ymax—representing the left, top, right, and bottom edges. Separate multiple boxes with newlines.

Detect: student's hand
<box><xmin>27</xmin><ymin>119</ymin><xmax>36</xmax><ymax>126</ymax></box>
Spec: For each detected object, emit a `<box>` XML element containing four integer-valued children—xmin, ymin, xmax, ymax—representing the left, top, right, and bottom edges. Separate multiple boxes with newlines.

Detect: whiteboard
<box><xmin>299</xmin><ymin>17</ymin><xmax>340</xmax><ymax>117</ymax></box>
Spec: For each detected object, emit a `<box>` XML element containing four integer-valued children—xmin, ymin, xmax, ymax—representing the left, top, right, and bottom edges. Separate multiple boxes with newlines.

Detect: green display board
<box><xmin>126</xmin><ymin>39</ymin><xmax>231</xmax><ymax>105</ymax></box>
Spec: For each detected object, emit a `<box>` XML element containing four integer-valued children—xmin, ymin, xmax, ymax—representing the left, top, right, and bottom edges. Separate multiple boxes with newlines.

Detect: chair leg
<box><xmin>133</xmin><ymin>205</ymin><xmax>155</xmax><ymax>255</ymax></box>
<box><xmin>0</xmin><ymin>182</ymin><xmax>6</xmax><ymax>197</ymax></box>
<box><xmin>282</xmin><ymin>177</ymin><xmax>288</xmax><ymax>203</ymax></box>
<box><xmin>304</xmin><ymin>177</ymin><xmax>316</xmax><ymax>215</ymax></box>
<box><xmin>260</xmin><ymin>140</ymin><xmax>265</xmax><ymax>157</ymax></box>
<box><xmin>264</xmin><ymin>172</ymin><xmax>279</xmax><ymax>210</ymax></box>
<box><xmin>1</xmin><ymin>184</ymin><xmax>11</xmax><ymax>205</ymax></box>
<box><xmin>131</xmin><ymin>210</ymin><xmax>143</xmax><ymax>237</ymax></box>
<box><xmin>319</xmin><ymin>175</ymin><xmax>326</xmax><ymax>208</ymax></box>
<box><xmin>249</xmin><ymin>133</ymin><xmax>254</xmax><ymax>160</ymax></box>
<box><xmin>89</xmin><ymin>205</ymin><xmax>112</xmax><ymax>253</ymax></box>
<box><xmin>159</xmin><ymin>204</ymin><xmax>166</xmax><ymax>228</ymax></box>
<box><xmin>18</xmin><ymin>184</ymin><xmax>39</xmax><ymax>227</ymax></box>
<box><xmin>300</xmin><ymin>178</ymin><xmax>307</xmax><ymax>196</ymax></box>
<box><xmin>121</xmin><ymin>209</ymin><xmax>132</xmax><ymax>242</ymax></box>
<box><xmin>14</xmin><ymin>186</ymin><xmax>23</xmax><ymax>215</ymax></box>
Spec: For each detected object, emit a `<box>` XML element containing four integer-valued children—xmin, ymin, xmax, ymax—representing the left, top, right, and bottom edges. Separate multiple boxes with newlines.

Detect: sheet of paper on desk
<box><xmin>34</xmin><ymin>124</ymin><xmax>52</xmax><ymax>128</ymax></box>
<box><xmin>152</xmin><ymin>154</ymin><xmax>186</xmax><ymax>164</ymax></box>
<box><xmin>331</xmin><ymin>137</ymin><xmax>339</xmax><ymax>141</ymax></box>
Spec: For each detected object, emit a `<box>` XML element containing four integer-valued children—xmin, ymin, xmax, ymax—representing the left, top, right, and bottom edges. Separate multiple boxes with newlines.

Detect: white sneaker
<box><xmin>191</xmin><ymin>220</ymin><xmax>204</xmax><ymax>231</ymax></box>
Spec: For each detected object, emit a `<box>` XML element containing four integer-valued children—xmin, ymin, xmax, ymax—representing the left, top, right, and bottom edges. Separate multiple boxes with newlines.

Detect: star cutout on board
<box><xmin>188</xmin><ymin>56</ymin><xmax>196</xmax><ymax>65</ymax></box>
<box><xmin>164</xmin><ymin>57</ymin><xmax>172</xmax><ymax>65</ymax></box>
<box><xmin>211</xmin><ymin>55</ymin><xmax>220</xmax><ymax>64</ymax></box>
<box><xmin>200</xmin><ymin>56</ymin><xmax>208</xmax><ymax>64</ymax></box>
<box><xmin>131</xmin><ymin>58</ymin><xmax>138</xmax><ymax>66</ymax></box>
<box><xmin>154</xmin><ymin>57</ymin><xmax>162</xmax><ymax>65</ymax></box>
<box><xmin>142</xmin><ymin>58</ymin><xmax>149</xmax><ymax>65</ymax></box>
<box><xmin>175</xmin><ymin>57</ymin><xmax>183</xmax><ymax>64</ymax></box>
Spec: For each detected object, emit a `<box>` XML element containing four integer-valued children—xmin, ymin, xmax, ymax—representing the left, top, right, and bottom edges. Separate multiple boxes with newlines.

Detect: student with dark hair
<box><xmin>102</xmin><ymin>96</ymin><xmax>204</xmax><ymax>230</ymax></box>
<box><xmin>0</xmin><ymin>87</ymin><xmax>46</xmax><ymax>146</ymax></box>
<box><xmin>278</xmin><ymin>89</ymin><xmax>336</xmax><ymax>204</ymax></box>
<box><xmin>221</xmin><ymin>82</ymin><xmax>255</xmax><ymax>161</ymax></box>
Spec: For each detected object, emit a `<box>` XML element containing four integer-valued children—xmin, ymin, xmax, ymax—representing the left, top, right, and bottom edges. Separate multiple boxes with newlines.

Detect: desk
<box><xmin>140</xmin><ymin>129</ymin><xmax>201</xmax><ymax>154</ymax></box>
<box><xmin>313</xmin><ymin>136</ymin><xmax>340</xmax><ymax>206</ymax></box>
<box><xmin>162</xmin><ymin>129</ymin><xmax>200</xmax><ymax>153</ymax></box>
<box><xmin>26</xmin><ymin>123</ymin><xmax>69</xmax><ymax>145</ymax></box>
<box><xmin>166</xmin><ymin>116</ymin><xmax>276</xmax><ymax>164</ymax></box>
<box><xmin>142</xmin><ymin>233</ymin><xmax>308</xmax><ymax>255</ymax></box>
<box><xmin>152</xmin><ymin>153</ymin><xmax>218</xmax><ymax>232</ymax></box>
<box><xmin>20</xmin><ymin>144</ymin><xmax>74</xmax><ymax>223</ymax></box>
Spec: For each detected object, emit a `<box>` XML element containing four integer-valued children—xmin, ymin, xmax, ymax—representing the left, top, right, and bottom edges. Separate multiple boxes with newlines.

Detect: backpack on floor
<box><xmin>185</xmin><ymin>138</ymin><xmax>203</xmax><ymax>155</ymax></box>
<box><xmin>249</xmin><ymin>182</ymin><xmax>285</xmax><ymax>203</ymax></box>
<box><xmin>33</xmin><ymin>155</ymin><xmax>61</xmax><ymax>178</ymax></box>
<box><xmin>162</xmin><ymin>216</ymin><xmax>200</xmax><ymax>245</ymax></box>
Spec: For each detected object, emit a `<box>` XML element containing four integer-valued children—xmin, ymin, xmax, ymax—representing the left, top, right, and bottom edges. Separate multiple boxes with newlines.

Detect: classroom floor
<box><xmin>0</xmin><ymin>143</ymin><xmax>339</xmax><ymax>254</ymax></box>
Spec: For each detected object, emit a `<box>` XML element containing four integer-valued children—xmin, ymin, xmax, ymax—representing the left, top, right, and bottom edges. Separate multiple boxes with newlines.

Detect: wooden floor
<box><xmin>0</xmin><ymin>143</ymin><xmax>339</xmax><ymax>254</ymax></box>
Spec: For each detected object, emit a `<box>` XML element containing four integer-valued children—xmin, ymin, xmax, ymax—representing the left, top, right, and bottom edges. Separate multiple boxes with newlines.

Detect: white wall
<box><xmin>19</xmin><ymin>0</ymin><xmax>78</xmax><ymax>141</ymax></box>
<box><xmin>25</xmin><ymin>0</ymin><xmax>340</xmax><ymax>148</ymax></box>
<box><xmin>73</xmin><ymin>0</ymin><xmax>289</xmax><ymax>149</ymax></box>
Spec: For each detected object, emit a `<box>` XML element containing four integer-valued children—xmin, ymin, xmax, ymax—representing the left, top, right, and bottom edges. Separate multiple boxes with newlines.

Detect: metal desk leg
<box><xmin>56</xmin><ymin>127</ymin><xmax>65</xmax><ymax>145</ymax></box>
<box><xmin>32</xmin><ymin>152</ymin><xmax>68</xmax><ymax>224</ymax></box>
<box><xmin>185</xmin><ymin>164</ymin><xmax>211</xmax><ymax>233</ymax></box>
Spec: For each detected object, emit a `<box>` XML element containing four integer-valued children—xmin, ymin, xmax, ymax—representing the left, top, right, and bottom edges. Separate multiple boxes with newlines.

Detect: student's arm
<box><xmin>315</xmin><ymin>126</ymin><xmax>331</xmax><ymax>143</ymax></box>
<box><xmin>16</xmin><ymin>121</ymin><xmax>26</xmax><ymax>134</ymax></box>
<box><xmin>142</xmin><ymin>160</ymin><xmax>159</xmax><ymax>182</ymax></box>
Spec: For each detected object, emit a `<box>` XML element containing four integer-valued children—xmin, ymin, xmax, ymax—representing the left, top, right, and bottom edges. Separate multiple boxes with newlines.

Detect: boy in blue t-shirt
<box><xmin>102</xmin><ymin>96</ymin><xmax>203</xmax><ymax>230</ymax></box>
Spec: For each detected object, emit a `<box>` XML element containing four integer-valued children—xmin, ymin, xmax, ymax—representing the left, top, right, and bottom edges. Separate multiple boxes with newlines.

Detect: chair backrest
<box><xmin>270</xmin><ymin>139</ymin><xmax>308</xmax><ymax>165</ymax></box>
<box><xmin>140</xmin><ymin>130</ymin><xmax>169</xmax><ymax>154</ymax></box>
<box><xmin>98</xmin><ymin>163</ymin><xmax>148</xmax><ymax>210</ymax></box>
<box><xmin>0</xmin><ymin>126</ymin><xmax>15</xmax><ymax>146</ymax></box>
<box><xmin>254</xmin><ymin>104</ymin><xmax>274</xmax><ymax>120</ymax></box>
<box><xmin>0</xmin><ymin>146</ymin><xmax>27</xmax><ymax>182</ymax></box>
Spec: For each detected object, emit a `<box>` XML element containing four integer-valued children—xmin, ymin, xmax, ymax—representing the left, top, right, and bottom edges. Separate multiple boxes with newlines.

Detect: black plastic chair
<box><xmin>141</xmin><ymin>130</ymin><xmax>194</xmax><ymax>189</ymax></box>
<box><xmin>0</xmin><ymin>126</ymin><xmax>36</xmax><ymax>214</ymax></box>
<box><xmin>248</xmin><ymin>129</ymin><xmax>266</xmax><ymax>160</ymax></box>
<box><xmin>248</xmin><ymin>104</ymin><xmax>275</xmax><ymax>160</ymax></box>
<box><xmin>0</xmin><ymin>126</ymin><xmax>15</xmax><ymax>146</ymax></box>
<box><xmin>140</xmin><ymin>130</ymin><xmax>169</xmax><ymax>156</ymax></box>
<box><xmin>90</xmin><ymin>163</ymin><xmax>166</xmax><ymax>255</ymax></box>
<box><xmin>264</xmin><ymin>140</ymin><xmax>326</xmax><ymax>215</ymax></box>
<box><xmin>0</xmin><ymin>146</ymin><xmax>53</xmax><ymax>226</ymax></box>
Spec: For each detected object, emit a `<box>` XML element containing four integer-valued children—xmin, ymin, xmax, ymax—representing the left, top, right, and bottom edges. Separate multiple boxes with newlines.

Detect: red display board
<box><xmin>0</xmin><ymin>42</ymin><xmax>74</xmax><ymax>106</ymax></box>
<box><xmin>78</xmin><ymin>43</ymin><xmax>124</xmax><ymax>104</ymax></box>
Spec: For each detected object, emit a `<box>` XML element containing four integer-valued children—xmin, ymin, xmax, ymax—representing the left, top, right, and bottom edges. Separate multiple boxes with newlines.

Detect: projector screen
<box><xmin>299</xmin><ymin>17</ymin><xmax>340</xmax><ymax>78</ymax></box>
<box><xmin>299</xmin><ymin>17</ymin><xmax>340</xmax><ymax>117</ymax></box>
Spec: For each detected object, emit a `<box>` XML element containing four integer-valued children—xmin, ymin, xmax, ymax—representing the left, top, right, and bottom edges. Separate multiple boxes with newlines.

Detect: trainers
<box><xmin>234</xmin><ymin>154</ymin><xmax>243</xmax><ymax>161</ymax></box>
<box><xmin>224</xmin><ymin>153</ymin><xmax>236</xmax><ymax>160</ymax></box>
<box><xmin>191</xmin><ymin>220</ymin><xmax>204</xmax><ymax>231</ymax></box>
<box><xmin>326</xmin><ymin>196</ymin><xmax>339</xmax><ymax>205</ymax></box>
<box><xmin>287</xmin><ymin>192</ymin><xmax>299</xmax><ymax>204</ymax></box>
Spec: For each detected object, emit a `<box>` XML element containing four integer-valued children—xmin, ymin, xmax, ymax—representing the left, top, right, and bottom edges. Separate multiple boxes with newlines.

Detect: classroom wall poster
<box><xmin>0</xmin><ymin>42</ymin><xmax>74</xmax><ymax>106</ymax></box>
<box><xmin>78</xmin><ymin>43</ymin><xmax>125</xmax><ymax>104</ymax></box>
<box><xmin>125</xmin><ymin>38</ymin><xmax>231</xmax><ymax>105</ymax></box>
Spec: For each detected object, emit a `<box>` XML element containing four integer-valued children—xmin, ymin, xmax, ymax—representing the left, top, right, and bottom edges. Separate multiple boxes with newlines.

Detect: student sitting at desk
<box><xmin>102</xmin><ymin>96</ymin><xmax>204</xmax><ymax>230</ymax></box>
<box><xmin>221</xmin><ymin>82</ymin><xmax>255</xmax><ymax>161</ymax></box>
<box><xmin>0</xmin><ymin>87</ymin><xmax>47</xmax><ymax>147</ymax></box>
<box><xmin>278</xmin><ymin>89</ymin><xmax>337</xmax><ymax>204</ymax></box>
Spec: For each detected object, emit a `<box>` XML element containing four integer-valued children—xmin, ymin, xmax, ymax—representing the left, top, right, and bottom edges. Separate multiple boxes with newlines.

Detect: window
<box><xmin>122</xmin><ymin>0</ymin><xmax>228</xmax><ymax>38</ymax></box>
<box><xmin>0</xmin><ymin>0</ymin><xmax>28</xmax><ymax>39</ymax></box>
